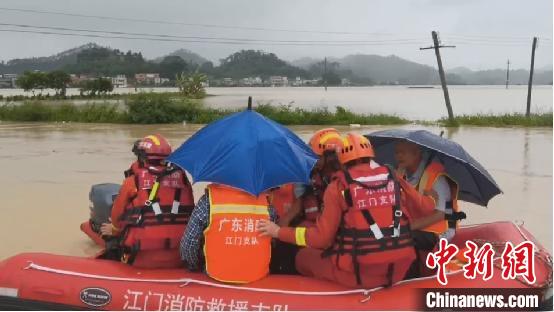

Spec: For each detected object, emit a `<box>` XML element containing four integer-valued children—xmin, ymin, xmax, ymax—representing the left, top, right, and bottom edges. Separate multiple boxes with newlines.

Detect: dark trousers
<box><xmin>270</xmin><ymin>241</ymin><xmax>300</xmax><ymax>275</ymax></box>
<box><xmin>405</xmin><ymin>230</ymin><xmax>439</xmax><ymax>279</ymax></box>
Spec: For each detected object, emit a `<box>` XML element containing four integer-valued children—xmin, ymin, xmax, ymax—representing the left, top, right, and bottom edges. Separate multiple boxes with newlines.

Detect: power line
<box><xmin>4</xmin><ymin>6</ymin><xmax>548</xmax><ymax>41</ymax></box>
<box><xmin>0</xmin><ymin>28</ymin><xmax>429</xmax><ymax>46</ymax></box>
<box><xmin>0</xmin><ymin>25</ymin><xmax>543</xmax><ymax>48</ymax></box>
<box><xmin>0</xmin><ymin>22</ymin><xmax>429</xmax><ymax>44</ymax></box>
<box><xmin>443</xmin><ymin>33</ymin><xmax>552</xmax><ymax>41</ymax></box>
<box><xmin>0</xmin><ymin>7</ymin><xmax>413</xmax><ymax>36</ymax></box>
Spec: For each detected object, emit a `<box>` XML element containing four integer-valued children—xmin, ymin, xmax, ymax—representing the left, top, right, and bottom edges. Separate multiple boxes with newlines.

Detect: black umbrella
<box><xmin>365</xmin><ymin>129</ymin><xmax>502</xmax><ymax>207</ymax></box>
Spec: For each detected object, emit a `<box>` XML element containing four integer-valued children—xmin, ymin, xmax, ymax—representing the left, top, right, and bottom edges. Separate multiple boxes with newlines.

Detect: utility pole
<box><xmin>506</xmin><ymin>59</ymin><xmax>510</xmax><ymax>89</ymax></box>
<box><xmin>526</xmin><ymin>37</ymin><xmax>538</xmax><ymax>117</ymax></box>
<box><xmin>324</xmin><ymin>57</ymin><xmax>328</xmax><ymax>91</ymax></box>
<box><xmin>420</xmin><ymin>31</ymin><xmax>456</xmax><ymax>122</ymax></box>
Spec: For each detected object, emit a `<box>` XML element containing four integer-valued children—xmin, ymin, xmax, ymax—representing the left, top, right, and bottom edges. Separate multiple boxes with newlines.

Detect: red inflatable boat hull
<box><xmin>1</xmin><ymin>222</ymin><xmax>552</xmax><ymax>310</ymax></box>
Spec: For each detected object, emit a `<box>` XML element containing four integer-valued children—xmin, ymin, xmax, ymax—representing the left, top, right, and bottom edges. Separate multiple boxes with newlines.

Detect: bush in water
<box><xmin>255</xmin><ymin>103</ymin><xmax>407</xmax><ymax>125</ymax></box>
<box><xmin>442</xmin><ymin>113</ymin><xmax>553</xmax><ymax>127</ymax></box>
<box><xmin>125</xmin><ymin>92</ymin><xmax>206</xmax><ymax>124</ymax></box>
<box><xmin>0</xmin><ymin>101</ymin><xmax>126</xmax><ymax>123</ymax></box>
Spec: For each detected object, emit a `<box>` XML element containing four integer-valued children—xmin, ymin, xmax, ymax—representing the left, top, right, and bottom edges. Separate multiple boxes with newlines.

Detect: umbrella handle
<box><xmin>247</xmin><ymin>96</ymin><xmax>252</xmax><ymax>110</ymax></box>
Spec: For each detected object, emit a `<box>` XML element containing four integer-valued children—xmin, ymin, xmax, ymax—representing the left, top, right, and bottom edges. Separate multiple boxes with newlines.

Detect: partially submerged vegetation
<box><xmin>0</xmin><ymin>92</ymin><xmax>551</xmax><ymax>127</ymax></box>
<box><xmin>0</xmin><ymin>93</ymin><xmax>407</xmax><ymax>125</ymax></box>
<box><xmin>440</xmin><ymin>113</ymin><xmax>553</xmax><ymax>127</ymax></box>
<box><xmin>255</xmin><ymin>103</ymin><xmax>407</xmax><ymax>125</ymax></box>
<box><xmin>0</xmin><ymin>101</ymin><xmax>126</xmax><ymax>123</ymax></box>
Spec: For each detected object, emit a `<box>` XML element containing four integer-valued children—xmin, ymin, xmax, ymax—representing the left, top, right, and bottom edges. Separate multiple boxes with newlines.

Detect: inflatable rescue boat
<box><xmin>1</xmin><ymin>221</ymin><xmax>552</xmax><ymax>310</ymax></box>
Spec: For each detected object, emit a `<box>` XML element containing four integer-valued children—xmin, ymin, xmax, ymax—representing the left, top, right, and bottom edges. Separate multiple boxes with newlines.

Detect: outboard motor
<box><xmin>88</xmin><ymin>183</ymin><xmax>121</xmax><ymax>233</ymax></box>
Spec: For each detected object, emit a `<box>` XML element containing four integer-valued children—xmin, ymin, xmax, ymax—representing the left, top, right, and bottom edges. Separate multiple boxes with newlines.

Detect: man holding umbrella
<box><xmin>395</xmin><ymin>140</ymin><xmax>460</xmax><ymax>245</ymax></box>
<box><xmin>394</xmin><ymin>140</ymin><xmax>462</xmax><ymax>277</ymax></box>
<box><xmin>367</xmin><ymin>129</ymin><xmax>502</xmax><ymax>277</ymax></box>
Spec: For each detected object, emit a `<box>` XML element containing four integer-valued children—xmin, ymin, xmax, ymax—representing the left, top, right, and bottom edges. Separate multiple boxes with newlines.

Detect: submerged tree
<box><xmin>176</xmin><ymin>71</ymin><xmax>207</xmax><ymax>99</ymax></box>
<box><xmin>79</xmin><ymin>78</ymin><xmax>114</xmax><ymax>96</ymax></box>
<box><xmin>47</xmin><ymin>71</ymin><xmax>71</xmax><ymax>97</ymax></box>
<box><xmin>16</xmin><ymin>71</ymin><xmax>48</xmax><ymax>95</ymax></box>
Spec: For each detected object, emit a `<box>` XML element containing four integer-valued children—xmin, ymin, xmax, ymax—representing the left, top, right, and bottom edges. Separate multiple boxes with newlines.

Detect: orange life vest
<box><xmin>323</xmin><ymin>164</ymin><xmax>415</xmax><ymax>286</ymax></box>
<box><xmin>302</xmin><ymin>171</ymin><xmax>328</xmax><ymax>221</ymax></box>
<box><xmin>417</xmin><ymin>162</ymin><xmax>462</xmax><ymax>235</ymax></box>
<box><xmin>124</xmin><ymin>161</ymin><xmax>141</xmax><ymax>178</ymax></box>
<box><xmin>204</xmin><ymin>184</ymin><xmax>271</xmax><ymax>284</ymax></box>
<box><xmin>270</xmin><ymin>183</ymin><xmax>295</xmax><ymax>220</ymax></box>
<box><xmin>119</xmin><ymin>165</ymin><xmax>194</xmax><ymax>268</ymax></box>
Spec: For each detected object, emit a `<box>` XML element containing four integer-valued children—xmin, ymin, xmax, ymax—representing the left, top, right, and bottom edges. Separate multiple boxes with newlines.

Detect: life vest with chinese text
<box><xmin>204</xmin><ymin>184</ymin><xmax>271</xmax><ymax>284</ymax></box>
<box><xmin>323</xmin><ymin>164</ymin><xmax>415</xmax><ymax>286</ymax></box>
<box><xmin>119</xmin><ymin>165</ymin><xmax>194</xmax><ymax>268</ymax></box>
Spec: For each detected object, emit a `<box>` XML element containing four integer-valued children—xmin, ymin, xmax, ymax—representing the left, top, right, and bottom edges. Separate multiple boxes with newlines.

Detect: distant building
<box><xmin>135</xmin><ymin>73</ymin><xmax>160</xmax><ymax>85</ymax></box>
<box><xmin>341</xmin><ymin>78</ymin><xmax>351</xmax><ymax>86</ymax></box>
<box><xmin>239</xmin><ymin>77</ymin><xmax>263</xmax><ymax>87</ymax></box>
<box><xmin>269</xmin><ymin>76</ymin><xmax>288</xmax><ymax>87</ymax></box>
<box><xmin>111</xmin><ymin>75</ymin><xmax>128</xmax><ymax>88</ymax></box>
<box><xmin>0</xmin><ymin>74</ymin><xmax>17</xmax><ymax>88</ymax></box>
<box><xmin>291</xmin><ymin>77</ymin><xmax>303</xmax><ymax>87</ymax></box>
<box><xmin>222</xmin><ymin>78</ymin><xmax>235</xmax><ymax>86</ymax></box>
<box><xmin>302</xmin><ymin>79</ymin><xmax>320</xmax><ymax>86</ymax></box>
<box><xmin>70</xmin><ymin>74</ymin><xmax>95</xmax><ymax>86</ymax></box>
<box><xmin>240</xmin><ymin>78</ymin><xmax>252</xmax><ymax>87</ymax></box>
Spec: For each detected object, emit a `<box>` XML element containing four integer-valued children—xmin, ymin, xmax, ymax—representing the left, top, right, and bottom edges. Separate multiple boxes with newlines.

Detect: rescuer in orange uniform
<box><xmin>268</xmin><ymin>129</ymin><xmax>343</xmax><ymax>274</ymax></box>
<box><xmin>100</xmin><ymin>134</ymin><xmax>194</xmax><ymax>268</ymax></box>
<box><xmin>275</xmin><ymin>128</ymin><xmax>343</xmax><ymax>227</ymax></box>
<box><xmin>181</xmin><ymin>183</ymin><xmax>276</xmax><ymax>283</ymax></box>
<box><xmin>258</xmin><ymin>133</ymin><xmax>437</xmax><ymax>288</ymax></box>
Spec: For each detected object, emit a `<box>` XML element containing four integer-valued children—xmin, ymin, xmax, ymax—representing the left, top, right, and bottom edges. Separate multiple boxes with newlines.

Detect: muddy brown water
<box><xmin>0</xmin><ymin>122</ymin><xmax>551</xmax><ymax>260</ymax></box>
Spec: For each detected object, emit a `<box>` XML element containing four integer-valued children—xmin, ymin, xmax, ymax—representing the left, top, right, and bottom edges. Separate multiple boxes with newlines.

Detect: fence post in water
<box><xmin>420</xmin><ymin>31</ymin><xmax>456</xmax><ymax>123</ymax></box>
<box><xmin>506</xmin><ymin>59</ymin><xmax>510</xmax><ymax>89</ymax></box>
<box><xmin>526</xmin><ymin>37</ymin><xmax>538</xmax><ymax>117</ymax></box>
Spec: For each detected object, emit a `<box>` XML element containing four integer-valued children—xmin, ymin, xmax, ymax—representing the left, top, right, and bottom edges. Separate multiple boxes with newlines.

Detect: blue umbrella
<box><xmin>167</xmin><ymin>109</ymin><xmax>318</xmax><ymax>196</ymax></box>
<box><xmin>365</xmin><ymin>129</ymin><xmax>502</xmax><ymax>206</ymax></box>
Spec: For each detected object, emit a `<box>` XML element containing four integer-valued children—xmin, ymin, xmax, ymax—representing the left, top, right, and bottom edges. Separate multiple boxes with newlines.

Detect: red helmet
<box><xmin>136</xmin><ymin>134</ymin><xmax>172</xmax><ymax>161</ymax></box>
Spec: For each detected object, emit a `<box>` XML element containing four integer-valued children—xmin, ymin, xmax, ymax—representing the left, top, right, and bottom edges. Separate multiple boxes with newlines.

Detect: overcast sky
<box><xmin>0</xmin><ymin>0</ymin><xmax>551</xmax><ymax>70</ymax></box>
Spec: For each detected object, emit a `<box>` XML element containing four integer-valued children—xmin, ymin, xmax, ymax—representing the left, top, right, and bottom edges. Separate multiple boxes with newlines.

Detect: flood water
<box><xmin>2</xmin><ymin>85</ymin><xmax>552</xmax><ymax>120</ymax></box>
<box><xmin>0</xmin><ymin>122</ymin><xmax>551</xmax><ymax>260</ymax></box>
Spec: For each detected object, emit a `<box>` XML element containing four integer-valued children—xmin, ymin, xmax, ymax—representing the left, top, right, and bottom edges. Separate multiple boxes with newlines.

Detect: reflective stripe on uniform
<box><xmin>210</xmin><ymin>205</ymin><xmax>270</xmax><ymax>215</ymax></box>
<box><xmin>152</xmin><ymin>202</ymin><xmax>162</xmax><ymax>215</ymax></box>
<box><xmin>149</xmin><ymin>181</ymin><xmax>160</xmax><ymax>201</ymax></box>
<box><xmin>295</xmin><ymin>227</ymin><xmax>307</xmax><ymax>246</ymax></box>
<box><xmin>145</xmin><ymin>135</ymin><xmax>161</xmax><ymax>145</ymax></box>
<box><xmin>171</xmin><ymin>200</ymin><xmax>180</xmax><ymax>214</ymax></box>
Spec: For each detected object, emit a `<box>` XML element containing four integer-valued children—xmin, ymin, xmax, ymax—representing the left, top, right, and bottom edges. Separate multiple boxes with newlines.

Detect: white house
<box><xmin>111</xmin><ymin>75</ymin><xmax>128</xmax><ymax>88</ymax></box>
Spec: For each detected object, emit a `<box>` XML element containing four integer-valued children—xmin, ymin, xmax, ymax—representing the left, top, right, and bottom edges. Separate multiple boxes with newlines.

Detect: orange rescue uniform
<box><xmin>278</xmin><ymin>163</ymin><xmax>436</xmax><ymax>288</ymax></box>
<box><xmin>203</xmin><ymin>184</ymin><xmax>272</xmax><ymax>283</ymax></box>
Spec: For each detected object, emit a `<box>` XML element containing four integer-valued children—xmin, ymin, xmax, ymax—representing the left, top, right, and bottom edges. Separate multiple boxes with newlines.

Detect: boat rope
<box><xmin>23</xmin><ymin>262</ymin><xmax>378</xmax><ymax>300</ymax></box>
